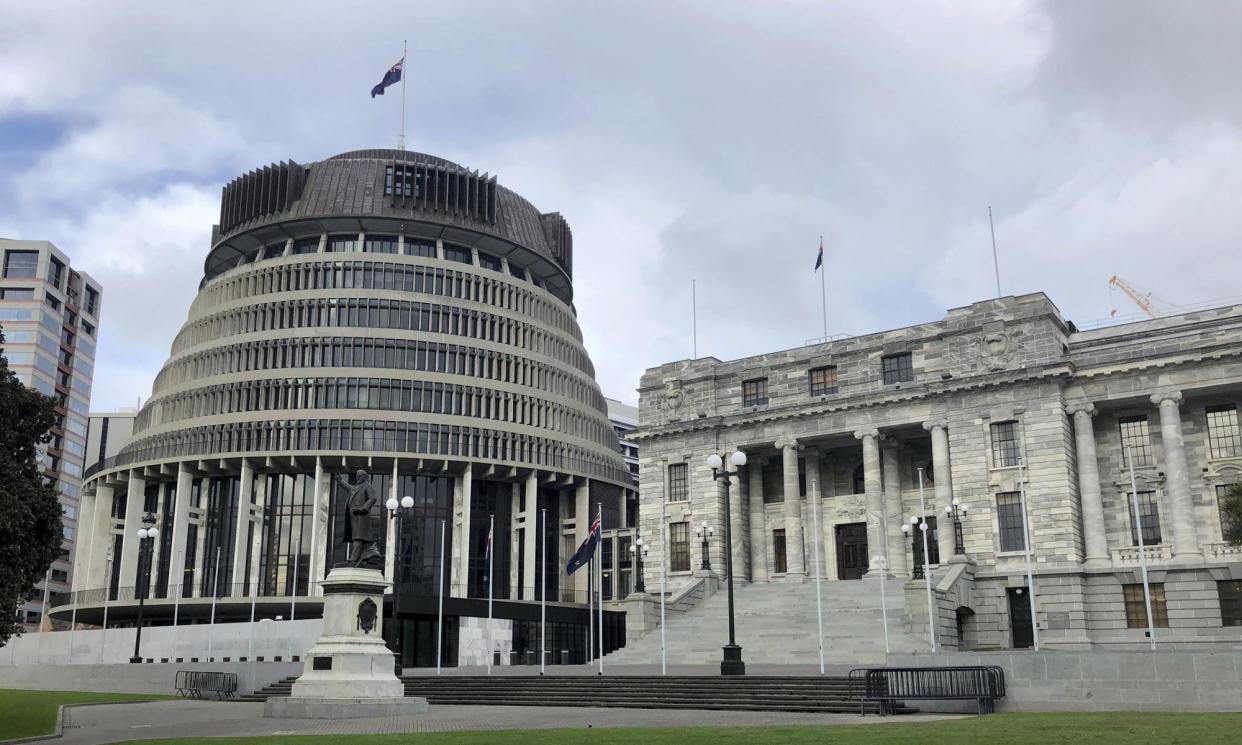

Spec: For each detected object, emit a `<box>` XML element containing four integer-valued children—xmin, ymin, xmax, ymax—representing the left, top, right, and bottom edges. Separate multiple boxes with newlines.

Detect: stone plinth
<box><xmin>264</xmin><ymin>566</ymin><xmax>427</xmax><ymax>719</ymax></box>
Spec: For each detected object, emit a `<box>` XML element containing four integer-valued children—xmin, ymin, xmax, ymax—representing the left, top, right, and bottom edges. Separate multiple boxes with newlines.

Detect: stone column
<box><xmin>72</xmin><ymin>491</ymin><xmax>96</xmax><ymax>590</ymax></box>
<box><xmin>231</xmin><ymin>461</ymin><xmax>255</xmax><ymax>590</ymax></box>
<box><xmin>86</xmin><ymin>485</ymin><xmax>114</xmax><ymax>591</ymax></box>
<box><xmin>880</xmin><ymin>436</ymin><xmax>908</xmax><ymax>576</ymax></box>
<box><xmin>726</xmin><ymin>452</ymin><xmax>745</xmax><ymax>581</ymax></box>
<box><xmin>168</xmin><ymin>464</ymin><xmax>193</xmax><ymax>598</ymax></box>
<box><xmin>385</xmin><ymin>459</ymin><xmax>400</xmax><ymax>583</ymax></box>
<box><xmin>777</xmin><ymin>439</ymin><xmax>806</xmax><ymax>577</ymax></box>
<box><xmin>747</xmin><ymin>458</ymin><xmax>768</xmax><ymax>581</ymax></box>
<box><xmin>522</xmin><ymin>473</ymin><xmax>539</xmax><ymax>597</ymax></box>
<box><xmin>248</xmin><ymin>473</ymin><xmax>267</xmax><ymax>594</ymax></box>
<box><xmin>923</xmin><ymin>419</ymin><xmax>956</xmax><ymax>562</ymax></box>
<box><xmin>803</xmin><ymin>448</ymin><xmax>825</xmax><ymax>579</ymax></box>
<box><xmin>452</xmin><ymin>463</ymin><xmax>474</xmax><ymax>596</ymax></box>
<box><xmin>119</xmin><ymin>471</ymin><xmax>145</xmax><ymax>590</ymax></box>
<box><xmin>1067</xmin><ymin>403</ymin><xmax>1109</xmax><ymax>566</ymax></box>
<box><xmin>855</xmin><ymin>430</ymin><xmax>885</xmax><ymax>574</ymax></box>
<box><xmin>1151</xmin><ymin>392</ymin><xmax>1200</xmax><ymax>559</ymax></box>
<box><xmin>733</xmin><ymin>460</ymin><xmax>751</xmax><ymax>582</ymax></box>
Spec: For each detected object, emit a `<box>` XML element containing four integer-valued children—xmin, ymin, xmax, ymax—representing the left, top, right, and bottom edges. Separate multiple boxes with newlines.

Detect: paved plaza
<box><xmin>47</xmin><ymin>699</ymin><xmax>961</xmax><ymax>745</ymax></box>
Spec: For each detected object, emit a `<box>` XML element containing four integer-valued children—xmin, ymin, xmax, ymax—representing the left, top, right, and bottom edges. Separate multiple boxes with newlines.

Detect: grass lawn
<box><xmin>115</xmin><ymin>712</ymin><xmax>1242</xmax><ymax>745</ymax></box>
<box><xmin>0</xmin><ymin>688</ymin><xmax>173</xmax><ymax>741</ymax></box>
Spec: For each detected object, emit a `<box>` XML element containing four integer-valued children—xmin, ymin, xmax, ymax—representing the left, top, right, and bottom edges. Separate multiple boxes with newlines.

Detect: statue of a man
<box><xmin>336</xmin><ymin>469</ymin><xmax>382</xmax><ymax>567</ymax></box>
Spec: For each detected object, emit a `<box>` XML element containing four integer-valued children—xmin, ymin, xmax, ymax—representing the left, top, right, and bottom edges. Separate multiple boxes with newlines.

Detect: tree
<box><xmin>0</xmin><ymin>325</ymin><xmax>64</xmax><ymax>647</ymax></box>
<box><xmin>1223</xmin><ymin>483</ymin><xmax>1242</xmax><ymax>547</ymax></box>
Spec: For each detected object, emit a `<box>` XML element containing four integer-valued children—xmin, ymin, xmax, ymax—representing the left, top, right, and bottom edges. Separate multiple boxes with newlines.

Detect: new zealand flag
<box><xmin>371</xmin><ymin>58</ymin><xmax>404</xmax><ymax>98</ymax></box>
<box><xmin>565</xmin><ymin>513</ymin><xmax>602</xmax><ymax>576</ymax></box>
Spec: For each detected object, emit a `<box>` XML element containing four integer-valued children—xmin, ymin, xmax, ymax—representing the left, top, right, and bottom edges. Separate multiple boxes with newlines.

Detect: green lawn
<box><xmin>117</xmin><ymin>713</ymin><xmax>1242</xmax><ymax>745</ymax></box>
<box><xmin>0</xmin><ymin>688</ymin><xmax>172</xmax><ymax>740</ymax></box>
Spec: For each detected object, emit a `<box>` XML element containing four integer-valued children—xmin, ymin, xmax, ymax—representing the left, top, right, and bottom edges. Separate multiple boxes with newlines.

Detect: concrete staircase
<box><xmin>239</xmin><ymin>676</ymin><xmax>296</xmax><ymax>702</ymax></box>
<box><xmin>608</xmin><ymin>576</ymin><xmax>926</xmax><ymax>666</ymax></box>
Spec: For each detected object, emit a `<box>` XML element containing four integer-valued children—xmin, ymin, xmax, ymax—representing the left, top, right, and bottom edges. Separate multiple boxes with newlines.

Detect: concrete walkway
<box><xmin>51</xmin><ymin>700</ymin><xmax>962</xmax><ymax>745</ymax></box>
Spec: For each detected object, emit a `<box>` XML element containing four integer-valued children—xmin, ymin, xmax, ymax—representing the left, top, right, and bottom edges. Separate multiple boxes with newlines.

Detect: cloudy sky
<box><xmin>2</xmin><ymin>0</ymin><xmax>1240</xmax><ymax>410</ymax></box>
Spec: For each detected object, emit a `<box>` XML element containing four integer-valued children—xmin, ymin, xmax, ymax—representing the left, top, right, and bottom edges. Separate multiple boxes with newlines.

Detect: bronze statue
<box><xmin>336</xmin><ymin>469</ymin><xmax>382</xmax><ymax>568</ymax></box>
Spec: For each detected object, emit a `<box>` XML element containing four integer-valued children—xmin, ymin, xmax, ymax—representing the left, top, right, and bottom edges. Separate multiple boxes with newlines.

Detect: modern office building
<box><xmin>54</xmin><ymin>150</ymin><xmax>632</xmax><ymax>666</ymax></box>
<box><xmin>1</xmin><ymin>239</ymin><xmax>103</xmax><ymax>630</ymax></box>
<box><xmin>634</xmin><ymin>293</ymin><xmax>1242</xmax><ymax>651</ymax></box>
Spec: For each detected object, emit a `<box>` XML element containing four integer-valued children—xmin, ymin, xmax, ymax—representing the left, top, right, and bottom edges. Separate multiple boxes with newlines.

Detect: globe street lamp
<box><xmin>706</xmin><ymin>450</ymin><xmax>747</xmax><ymax>676</ymax></box>
<box><xmin>944</xmin><ymin>498</ymin><xmax>968</xmax><ymax>556</ymax></box>
<box><xmin>130</xmin><ymin>512</ymin><xmax>158</xmax><ymax>664</ymax></box>
<box><xmin>385</xmin><ymin>494</ymin><xmax>415</xmax><ymax>674</ymax></box>
<box><xmin>695</xmin><ymin>523</ymin><xmax>714</xmax><ymax>571</ymax></box>
<box><xmin>630</xmin><ymin>537</ymin><xmax>650</xmax><ymax>594</ymax></box>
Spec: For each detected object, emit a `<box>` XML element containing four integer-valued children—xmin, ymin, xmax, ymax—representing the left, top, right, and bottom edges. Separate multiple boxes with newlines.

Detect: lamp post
<box><xmin>385</xmin><ymin>494</ymin><xmax>415</xmax><ymax>675</ymax></box>
<box><xmin>130</xmin><ymin>512</ymin><xmax>158</xmax><ymax>664</ymax></box>
<box><xmin>943</xmin><ymin>498</ymin><xmax>968</xmax><ymax>556</ymax></box>
<box><xmin>630</xmin><ymin>536</ymin><xmax>650</xmax><ymax>593</ymax></box>
<box><xmin>706</xmin><ymin>450</ymin><xmax>748</xmax><ymax>676</ymax></box>
<box><xmin>901</xmin><ymin>521</ymin><xmax>923</xmax><ymax>579</ymax></box>
<box><xmin>902</xmin><ymin>467</ymin><xmax>938</xmax><ymax>653</ymax></box>
<box><xmin>695</xmin><ymin>523</ymin><xmax>714</xmax><ymax>571</ymax></box>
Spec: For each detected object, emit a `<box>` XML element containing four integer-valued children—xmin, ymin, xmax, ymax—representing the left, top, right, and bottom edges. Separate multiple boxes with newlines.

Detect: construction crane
<box><xmin>1108</xmin><ymin>275</ymin><xmax>1160</xmax><ymax>319</ymax></box>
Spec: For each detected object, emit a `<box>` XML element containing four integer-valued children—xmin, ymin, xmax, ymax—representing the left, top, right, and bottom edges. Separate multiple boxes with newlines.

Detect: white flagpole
<box><xmin>540</xmin><ymin>507</ymin><xmax>546</xmax><ymax>675</ymax></box>
<box><xmin>917</xmin><ymin>469</ymin><xmax>937</xmax><ymax>654</ymax></box>
<box><xmin>660</xmin><ymin>490</ymin><xmax>667</xmax><ymax>676</ymax></box>
<box><xmin>487</xmin><ymin>514</ymin><xmax>494</xmax><ymax>674</ymax></box>
<box><xmin>879</xmin><ymin>553</ymin><xmax>891</xmax><ymax>654</ymax></box>
<box><xmin>1017</xmin><ymin>460</ymin><xmax>1039</xmax><ymax>651</ymax></box>
<box><xmin>70</xmin><ymin>522</ymin><xmax>96</xmax><ymax>664</ymax></box>
<box><xmin>587</xmin><ymin>555</ymin><xmax>593</xmax><ymax>664</ymax></box>
<box><xmin>37</xmin><ymin>569</ymin><xmax>50</xmax><ymax>664</ymax></box>
<box><xmin>819</xmin><ymin>235</ymin><xmax>828</xmax><ymax>341</ymax></box>
<box><xmin>288</xmin><ymin>539</ymin><xmax>301</xmax><ymax>661</ymax></box>
<box><xmin>208</xmin><ymin>547</ymin><xmax>220</xmax><ymax>662</ymax></box>
<box><xmin>596</xmin><ymin>503</ymin><xmax>604</xmax><ymax>675</ymax></box>
<box><xmin>436</xmin><ymin>519</ymin><xmax>445</xmax><ymax>675</ymax></box>
<box><xmin>1125</xmin><ymin>446</ymin><xmax>1157</xmax><ymax>650</ymax></box>
<box><xmin>810</xmin><ymin>479</ymin><xmax>825</xmax><ymax>674</ymax></box>
<box><xmin>99</xmin><ymin>556</ymin><xmax>110</xmax><ymax>665</ymax></box>
<box><xmin>399</xmin><ymin>39</ymin><xmax>407</xmax><ymax>151</ymax></box>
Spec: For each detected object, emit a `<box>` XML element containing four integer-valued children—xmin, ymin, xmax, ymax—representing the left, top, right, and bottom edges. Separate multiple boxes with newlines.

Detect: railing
<box><xmin>852</xmin><ymin>666</ymin><xmax>1006</xmax><ymax>715</ymax></box>
<box><xmin>174</xmin><ymin>670</ymin><xmax>239</xmax><ymax>699</ymax></box>
<box><xmin>1111</xmin><ymin>544</ymin><xmax>1173</xmax><ymax>565</ymax></box>
<box><xmin>1205</xmin><ymin>542</ymin><xmax>1242</xmax><ymax>561</ymax></box>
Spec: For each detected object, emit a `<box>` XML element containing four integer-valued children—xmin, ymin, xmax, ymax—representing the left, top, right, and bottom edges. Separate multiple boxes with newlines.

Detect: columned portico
<box><xmin>855</xmin><ymin>430</ymin><xmax>885</xmax><ymax>574</ymax></box>
<box><xmin>923</xmin><ymin>419</ymin><xmax>956</xmax><ymax>562</ymax></box>
<box><xmin>880</xmin><ymin>436</ymin><xmax>907</xmax><ymax>576</ymax></box>
<box><xmin>777</xmin><ymin>439</ymin><xmax>806</xmax><ymax>577</ymax></box>
<box><xmin>747</xmin><ymin>457</ymin><xmax>768</xmax><ymax>581</ymax></box>
<box><xmin>803</xmin><ymin>448</ymin><xmax>825</xmax><ymax>579</ymax></box>
<box><xmin>1151</xmin><ymin>391</ymin><xmax>1200</xmax><ymax>560</ymax></box>
<box><xmin>1067</xmin><ymin>402</ymin><xmax>1110</xmax><ymax>566</ymax></box>
<box><xmin>119</xmin><ymin>471</ymin><xmax>145</xmax><ymax>590</ymax></box>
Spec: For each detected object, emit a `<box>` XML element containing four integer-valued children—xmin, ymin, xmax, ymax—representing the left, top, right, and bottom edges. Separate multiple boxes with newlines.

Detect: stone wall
<box><xmin>0</xmin><ymin>658</ymin><xmax>302</xmax><ymax>696</ymax></box>
<box><xmin>457</xmin><ymin>616</ymin><xmax>514</xmax><ymax>666</ymax></box>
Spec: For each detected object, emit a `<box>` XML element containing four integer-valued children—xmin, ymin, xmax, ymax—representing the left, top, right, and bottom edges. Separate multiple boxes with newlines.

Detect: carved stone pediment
<box><xmin>977</xmin><ymin>330</ymin><xmax>1018</xmax><ymax>371</ymax></box>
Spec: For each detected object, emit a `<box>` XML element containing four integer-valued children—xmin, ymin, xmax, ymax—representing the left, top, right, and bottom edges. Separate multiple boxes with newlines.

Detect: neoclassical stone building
<box><xmin>634</xmin><ymin>293</ymin><xmax>1242</xmax><ymax>650</ymax></box>
<box><xmin>54</xmin><ymin>149</ymin><xmax>632</xmax><ymax>666</ymax></box>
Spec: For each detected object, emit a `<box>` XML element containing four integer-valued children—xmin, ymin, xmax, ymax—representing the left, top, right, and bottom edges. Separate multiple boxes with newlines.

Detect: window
<box><xmin>1206</xmin><ymin>404</ymin><xmax>1241</xmax><ymax>459</ymax></box>
<box><xmin>3</xmin><ymin>250</ymin><xmax>39</xmax><ymax>278</ymax></box>
<box><xmin>43</xmin><ymin>293</ymin><xmax>61</xmax><ymax>310</ymax></box>
<box><xmin>1219</xmin><ymin>580</ymin><xmax>1242</xmax><ymax>627</ymax></box>
<box><xmin>477</xmin><ymin>252</ymin><xmax>502</xmax><ymax>272</ymax></box>
<box><xmin>1127</xmin><ymin>491</ymin><xmax>1161</xmax><ymax>546</ymax></box>
<box><xmin>326</xmin><ymin>235</ymin><xmax>358</xmax><ymax>253</ymax></box>
<box><xmin>0</xmin><ymin>288</ymin><xmax>35</xmax><ymax>300</ymax></box>
<box><xmin>404</xmin><ymin>240</ymin><xmax>437</xmax><ymax>258</ymax></box>
<box><xmin>881</xmin><ymin>352</ymin><xmax>913</xmax><ymax>384</ymax></box>
<box><xmin>773</xmin><ymin>529</ymin><xmax>787</xmax><ymax>573</ymax></box>
<box><xmin>852</xmin><ymin>464</ymin><xmax>865</xmax><ymax>495</ymax></box>
<box><xmin>1216</xmin><ymin>484</ymin><xmax>1240</xmax><ymax>538</ymax></box>
<box><xmin>48</xmin><ymin>257</ymin><xmax>65</xmax><ymax>289</ymax></box>
<box><xmin>260</xmin><ymin>243</ymin><xmax>286</xmax><ymax>260</ymax></box>
<box><xmin>82</xmin><ymin>321</ymin><xmax>95</xmax><ymax>337</ymax></box>
<box><xmin>363</xmin><ymin>235</ymin><xmax>399</xmax><ymax>254</ymax></box>
<box><xmin>742</xmin><ymin>378</ymin><xmax>768</xmax><ymax>407</ymax></box>
<box><xmin>669</xmin><ymin>522</ymin><xmax>690</xmax><ymax>572</ymax></box>
<box><xmin>762</xmin><ymin>462</ymin><xmax>784</xmax><ymax>503</ymax></box>
<box><xmin>508</xmin><ymin>263</ymin><xmax>527</xmax><ymax>280</ymax></box>
<box><xmin>995</xmin><ymin>492</ymin><xmax>1027</xmax><ymax>552</ymax></box>
<box><xmin>1124</xmin><ymin>583</ymin><xmax>1169</xmax><ymax>628</ymax></box>
<box><xmin>83</xmin><ymin>286</ymin><xmax>99</xmax><ymax>316</ymax></box>
<box><xmin>384</xmin><ymin>163</ymin><xmax>420</xmax><ymax>198</ymax></box>
<box><xmin>667</xmin><ymin>463</ymin><xmax>688</xmax><ymax>502</ymax></box>
<box><xmin>990</xmin><ymin>421</ymin><xmax>1021</xmax><ymax>467</ymax></box>
<box><xmin>442</xmin><ymin>244</ymin><xmax>471</xmax><ymax>264</ymax></box>
<box><xmin>291</xmin><ymin>237</ymin><xmax>320</xmax><ymax>255</ymax></box>
<box><xmin>808</xmin><ymin>366</ymin><xmax>838</xmax><ymax>396</ymax></box>
<box><xmin>1118</xmin><ymin>415</ymin><xmax>1153</xmax><ymax>467</ymax></box>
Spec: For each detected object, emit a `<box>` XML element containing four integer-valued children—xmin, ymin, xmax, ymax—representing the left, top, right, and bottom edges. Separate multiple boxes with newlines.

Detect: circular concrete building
<box><xmin>57</xmin><ymin>149</ymin><xmax>632</xmax><ymax>667</ymax></box>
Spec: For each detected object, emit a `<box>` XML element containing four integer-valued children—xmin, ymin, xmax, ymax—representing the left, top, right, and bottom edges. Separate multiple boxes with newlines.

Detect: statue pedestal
<box><xmin>264</xmin><ymin>566</ymin><xmax>428</xmax><ymax>719</ymax></box>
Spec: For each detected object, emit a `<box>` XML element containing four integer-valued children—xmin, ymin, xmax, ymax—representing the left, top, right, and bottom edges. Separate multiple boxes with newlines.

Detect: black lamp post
<box><xmin>630</xmin><ymin>536</ymin><xmax>649</xmax><ymax>593</ymax></box>
<box><xmin>695</xmin><ymin>523</ymin><xmax>714</xmax><ymax>571</ymax></box>
<box><xmin>385</xmin><ymin>494</ymin><xmax>415</xmax><ymax>674</ymax></box>
<box><xmin>130</xmin><ymin>512</ymin><xmax>158</xmax><ymax>664</ymax></box>
<box><xmin>943</xmin><ymin>498</ymin><xmax>968</xmax><ymax>556</ymax></box>
<box><xmin>707</xmin><ymin>450</ymin><xmax>747</xmax><ymax>676</ymax></box>
<box><xmin>902</xmin><ymin>520</ymin><xmax>925</xmax><ymax>579</ymax></box>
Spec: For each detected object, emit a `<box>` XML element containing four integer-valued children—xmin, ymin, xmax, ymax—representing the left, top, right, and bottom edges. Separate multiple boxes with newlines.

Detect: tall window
<box><xmin>1216</xmin><ymin>484</ymin><xmax>1240</xmax><ymax>537</ymax></box>
<box><xmin>404</xmin><ymin>240</ymin><xmax>437</xmax><ymax>258</ymax></box>
<box><xmin>1127</xmin><ymin>491</ymin><xmax>1162</xmax><ymax>546</ymax></box>
<box><xmin>990</xmin><ymin>421</ymin><xmax>1020</xmax><ymax>467</ymax></box>
<box><xmin>48</xmin><ymin>257</ymin><xmax>65</xmax><ymax>289</ymax></box>
<box><xmin>1118</xmin><ymin>415</ymin><xmax>1153</xmax><ymax>467</ymax></box>
<box><xmin>808</xmin><ymin>366</ymin><xmax>838</xmax><ymax>396</ymax></box>
<box><xmin>3</xmin><ymin>250</ymin><xmax>38</xmax><ymax>278</ymax></box>
<box><xmin>762</xmin><ymin>462</ymin><xmax>784</xmax><ymax>503</ymax></box>
<box><xmin>200</xmin><ymin>476</ymin><xmax>240</xmax><ymax>597</ymax></box>
<box><xmin>1124</xmin><ymin>583</ymin><xmax>1169</xmax><ymax>628</ymax></box>
<box><xmin>291</xmin><ymin>237</ymin><xmax>319</xmax><ymax>255</ymax></box>
<box><xmin>468</xmin><ymin>480</ymin><xmax>513</xmax><ymax>599</ymax></box>
<box><xmin>442</xmin><ymin>244</ymin><xmax>471</xmax><ymax>264</ymax></box>
<box><xmin>669</xmin><ymin>522</ymin><xmax>691</xmax><ymax>572</ymax></box>
<box><xmin>364</xmin><ymin>235</ymin><xmax>399</xmax><ymax>254</ymax></box>
<box><xmin>326</xmin><ymin>235</ymin><xmax>358</xmax><ymax>253</ymax></box>
<box><xmin>996</xmin><ymin>492</ymin><xmax>1026</xmax><ymax>552</ymax></box>
<box><xmin>1206</xmin><ymin>404</ymin><xmax>1241</xmax><ymax>459</ymax></box>
<box><xmin>742</xmin><ymin>378</ymin><xmax>768</xmax><ymax>407</ymax></box>
<box><xmin>84</xmin><ymin>286</ymin><xmax>99</xmax><ymax>316</ymax></box>
<box><xmin>394</xmin><ymin>475</ymin><xmax>453</xmax><ymax>597</ymax></box>
<box><xmin>773</xmin><ymin>529</ymin><xmax>787</xmax><ymax>573</ymax></box>
<box><xmin>477</xmin><ymin>252</ymin><xmax>502</xmax><ymax>272</ymax></box>
<box><xmin>667</xmin><ymin>463</ymin><xmax>688</xmax><ymax>502</ymax></box>
<box><xmin>1219</xmin><ymin>580</ymin><xmax>1242</xmax><ymax>627</ymax></box>
<box><xmin>259</xmin><ymin>474</ymin><xmax>314</xmax><ymax>596</ymax></box>
<box><xmin>881</xmin><ymin>352</ymin><xmax>914</xmax><ymax>384</ymax></box>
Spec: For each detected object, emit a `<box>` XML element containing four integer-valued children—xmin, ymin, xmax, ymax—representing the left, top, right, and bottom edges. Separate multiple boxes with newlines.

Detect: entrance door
<box><xmin>1008</xmin><ymin>587</ymin><xmax>1034</xmax><ymax>649</ymax></box>
<box><xmin>835</xmin><ymin>523</ymin><xmax>868</xmax><ymax>580</ymax></box>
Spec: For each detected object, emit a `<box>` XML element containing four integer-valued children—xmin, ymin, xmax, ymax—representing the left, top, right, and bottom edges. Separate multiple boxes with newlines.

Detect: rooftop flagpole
<box><xmin>399</xmin><ymin>39</ymin><xmax>407</xmax><ymax>150</ymax></box>
<box><xmin>819</xmin><ymin>236</ymin><xmax>827</xmax><ymax>341</ymax></box>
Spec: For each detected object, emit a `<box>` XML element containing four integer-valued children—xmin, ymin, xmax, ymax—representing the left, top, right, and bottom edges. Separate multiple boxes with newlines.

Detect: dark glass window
<box><xmin>1119</xmin><ymin>415</ymin><xmax>1153</xmax><ymax>467</ymax></box>
<box><xmin>1217</xmin><ymin>484</ymin><xmax>1241</xmax><ymax>537</ymax></box>
<box><xmin>667</xmin><ymin>463</ymin><xmax>688</xmax><ymax>502</ymax></box>
<box><xmin>535</xmin><ymin>488</ymin><xmax>560</xmax><ymax>601</ymax></box>
<box><xmin>260</xmin><ymin>243</ymin><xmax>286</xmax><ymax>260</ymax></box>
<box><xmin>291</xmin><ymin>237</ymin><xmax>320</xmax><ymax>255</ymax></box>
<box><xmin>0</xmin><ymin>288</ymin><xmax>35</xmax><ymax>299</ymax></box>
<box><xmin>364</xmin><ymin>235</ymin><xmax>399</xmax><ymax>254</ymax></box>
<box><xmin>1124</xmin><ymin>583</ymin><xmax>1169</xmax><ymax>628</ymax></box>
<box><xmin>326</xmin><ymin>471</ymin><xmax>389</xmax><ymax>567</ymax></box>
<box><xmin>1219</xmin><ymin>580</ymin><xmax>1242</xmax><ymax>627</ymax></box>
<box><xmin>326</xmin><ymin>235</ymin><xmax>358</xmax><ymax>253</ymax></box>
<box><xmin>477</xmin><ymin>252</ymin><xmax>502</xmax><ymax>272</ymax></box>
<box><xmin>181</xmin><ymin>479</ymin><xmax>202</xmax><ymax>597</ymax></box>
<box><xmin>84</xmin><ymin>286</ymin><xmax>99</xmax><ymax>316</ymax></box>
<box><xmin>881</xmin><ymin>352</ymin><xmax>914</xmax><ymax>384</ymax></box>
<box><xmin>996</xmin><ymin>492</ymin><xmax>1026</xmax><ymax>552</ymax></box>
<box><xmin>468</xmin><ymin>480</ymin><xmax>512</xmax><ymax>599</ymax></box>
<box><xmin>48</xmin><ymin>257</ymin><xmax>65</xmax><ymax>289</ymax></box>
<box><xmin>773</xmin><ymin>529</ymin><xmax>787</xmax><ymax>573</ymax></box>
<box><xmin>508</xmin><ymin>263</ymin><xmax>527</xmax><ymax>280</ymax></box>
<box><xmin>991</xmin><ymin>421</ymin><xmax>1021</xmax><ymax>467</ymax></box>
<box><xmin>259</xmin><ymin>474</ymin><xmax>314</xmax><ymax>596</ymax></box>
<box><xmin>200</xmin><ymin>476</ymin><xmax>240</xmax><ymax>597</ymax></box>
<box><xmin>742</xmin><ymin>378</ymin><xmax>768</xmax><ymax>407</ymax></box>
<box><xmin>1127</xmin><ymin>491</ymin><xmax>1162</xmax><ymax>546</ymax></box>
<box><xmin>808</xmin><ymin>366</ymin><xmax>838</xmax><ymax>396</ymax></box>
<box><xmin>404</xmin><ymin>240</ymin><xmax>437</xmax><ymax>258</ymax></box>
<box><xmin>442</xmin><ymin>244</ymin><xmax>471</xmax><ymax>264</ymax></box>
<box><xmin>155</xmin><ymin>483</ymin><xmax>177</xmax><ymax>598</ymax></box>
<box><xmin>1206</xmin><ymin>404</ymin><xmax>1241</xmax><ymax>459</ymax></box>
<box><xmin>669</xmin><ymin>522</ymin><xmax>690</xmax><ymax>572</ymax></box>
<box><xmin>762</xmin><ymin>461</ymin><xmax>784</xmax><ymax>503</ymax></box>
<box><xmin>3</xmin><ymin>250</ymin><xmax>38</xmax><ymax>278</ymax></box>
<box><xmin>393</xmin><ymin>475</ymin><xmax>454</xmax><ymax>597</ymax></box>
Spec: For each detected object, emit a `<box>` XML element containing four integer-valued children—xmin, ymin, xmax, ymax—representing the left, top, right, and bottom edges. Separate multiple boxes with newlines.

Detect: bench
<box><xmin>850</xmin><ymin>666</ymin><xmax>1006</xmax><ymax>715</ymax></box>
<box><xmin>175</xmin><ymin>670</ymin><xmax>239</xmax><ymax>699</ymax></box>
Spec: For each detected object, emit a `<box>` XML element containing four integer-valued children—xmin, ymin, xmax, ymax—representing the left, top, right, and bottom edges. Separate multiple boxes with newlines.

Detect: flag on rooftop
<box><xmin>814</xmin><ymin>237</ymin><xmax>824</xmax><ymax>271</ymax></box>
<box><xmin>370</xmin><ymin>57</ymin><xmax>404</xmax><ymax>98</ymax></box>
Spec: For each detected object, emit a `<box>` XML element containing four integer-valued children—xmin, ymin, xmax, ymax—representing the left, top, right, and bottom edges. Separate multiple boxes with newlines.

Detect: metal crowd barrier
<box><xmin>850</xmin><ymin>666</ymin><xmax>1006</xmax><ymax>715</ymax></box>
<box><xmin>174</xmin><ymin>670</ymin><xmax>239</xmax><ymax>699</ymax></box>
